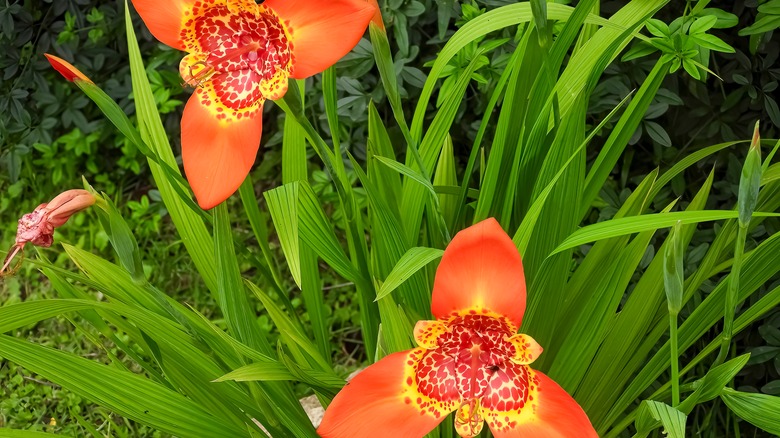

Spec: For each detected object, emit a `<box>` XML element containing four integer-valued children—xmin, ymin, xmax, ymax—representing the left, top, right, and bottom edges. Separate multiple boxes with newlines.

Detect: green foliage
<box><xmin>2</xmin><ymin>0</ymin><xmax>780</xmax><ymax>437</ymax></box>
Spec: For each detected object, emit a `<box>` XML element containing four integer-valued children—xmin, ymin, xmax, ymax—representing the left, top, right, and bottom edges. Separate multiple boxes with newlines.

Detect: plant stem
<box><xmin>669</xmin><ymin>311</ymin><xmax>680</xmax><ymax>406</ymax></box>
<box><xmin>714</xmin><ymin>223</ymin><xmax>748</xmax><ymax>366</ymax></box>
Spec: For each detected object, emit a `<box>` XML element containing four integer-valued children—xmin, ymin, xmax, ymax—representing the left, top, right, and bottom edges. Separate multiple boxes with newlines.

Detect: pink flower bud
<box><xmin>2</xmin><ymin>189</ymin><xmax>95</xmax><ymax>277</ymax></box>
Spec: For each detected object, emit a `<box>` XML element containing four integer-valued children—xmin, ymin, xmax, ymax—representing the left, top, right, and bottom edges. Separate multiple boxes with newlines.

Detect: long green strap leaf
<box><xmin>0</xmin><ymin>335</ymin><xmax>245</xmax><ymax>438</ymax></box>
<box><xmin>721</xmin><ymin>389</ymin><xmax>780</xmax><ymax>434</ymax></box>
<box><xmin>553</xmin><ymin>210</ymin><xmax>780</xmax><ymax>254</ymax></box>
<box><xmin>213</xmin><ymin>203</ymin><xmax>269</xmax><ymax>353</ymax></box>
<box><xmin>124</xmin><ymin>2</ymin><xmax>217</xmax><ymax>293</ymax></box>
<box><xmin>375</xmin><ymin>247</ymin><xmax>444</xmax><ymax>301</ymax></box>
<box><xmin>410</xmin><ymin>3</ymin><xmax>615</xmax><ymax>139</ymax></box>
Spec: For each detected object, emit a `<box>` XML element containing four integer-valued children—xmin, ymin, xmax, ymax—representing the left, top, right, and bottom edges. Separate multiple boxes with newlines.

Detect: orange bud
<box><xmin>44</xmin><ymin>54</ymin><xmax>93</xmax><ymax>84</ymax></box>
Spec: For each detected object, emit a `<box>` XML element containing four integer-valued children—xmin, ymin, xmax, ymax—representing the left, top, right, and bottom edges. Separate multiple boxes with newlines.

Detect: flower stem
<box><xmin>669</xmin><ymin>311</ymin><xmax>680</xmax><ymax>406</ymax></box>
<box><xmin>714</xmin><ymin>223</ymin><xmax>747</xmax><ymax>366</ymax></box>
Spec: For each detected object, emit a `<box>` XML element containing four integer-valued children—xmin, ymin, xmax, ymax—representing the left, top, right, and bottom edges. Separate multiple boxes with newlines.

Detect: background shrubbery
<box><xmin>1</xmin><ymin>0</ymin><xmax>779</xmax><ymax>435</ymax></box>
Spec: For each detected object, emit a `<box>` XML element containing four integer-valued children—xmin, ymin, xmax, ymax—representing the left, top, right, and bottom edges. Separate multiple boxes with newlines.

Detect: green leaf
<box><xmin>530</xmin><ymin>0</ymin><xmax>549</xmax><ymax>47</ymax></box>
<box><xmin>280</xmin><ymin>80</ymin><xmax>330</xmax><ymax>361</ymax></box>
<box><xmin>125</xmin><ymin>2</ymin><xmax>218</xmax><ymax>293</ymax></box>
<box><xmin>689</xmin><ymin>33</ymin><xmax>734</xmax><ymax>52</ymax></box>
<box><xmin>411</xmin><ymin>2</ymin><xmax>615</xmax><ymax>140</ymax></box>
<box><xmin>601</xmin><ymin>229</ymin><xmax>780</xmax><ymax>430</ymax></box>
<box><xmin>645</xmin><ymin>120</ymin><xmax>672</xmax><ymax>146</ymax></box>
<box><xmin>582</xmin><ymin>60</ymin><xmax>669</xmax><ymax>215</ymax></box>
<box><xmin>682</xmin><ymin>57</ymin><xmax>702</xmax><ymax>80</ymax></box>
<box><xmin>0</xmin><ymin>430</ymin><xmax>69</xmax><ymax>437</ymax></box>
<box><xmin>239</xmin><ymin>178</ymin><xmax>285</xmax><ymax>291</ymax></box>
<box><xmin>699</xmin><ymin>8</ymin><xmax>739</xmax><ymax>28</ymax></box>
<box><xmin>69</xmin><ymin>75</ymin><xmax>200</xmax><ymax>215</ymax></box>
<box><xmin>649</xmin><ymin>141</ymin><xmax>742</xmax><ymax>201</ymax></box>
<box><xmin>645</xmin><ymin>18</ymin><xmax>670</xmax><ymax>37</ymax></box>
<box><xmin>0</xmin><ymin>300</ymin><xmax>93</xmax><ymax>333</ymax></box>
<box><xmin>294</xmin><ymin>181</ymin><xmax>362</xmax><ymax>283</ymax></box>
<box><xmin>246</xmin><ymin>281</ymin><xmax>331</xmax><ymax>372</ymax></box>
<box><xmin>214</xmin><ymin>362</ymin><xmax>294</xmax><ymax>382</ymax></box>
<box><xmin>96</xmin><ymin>194</ymin><xmax>144</xmax><ymax>282</ymax></box>
<box><xmin>678</xmin><ymin>354</ymin><xmax>750</xmax><ymax>413</ymax></box>
<box><xmin>689</xmin><ymin>15</ymin><xmax>717</xmax><ymax>34</ymax></box>
<box><xmin>634</xmin><ymin>400</ymin><xmax>686</xmax><ymax>438</ymax></box>
<box><xmin>554</xmin><ymin>210</ymin><xmax>780</xmax><ymax>254</ymax></box>
<box><xmin>722</xmin><ymin>389</ymin><xmax>780</xmax><ymax>434</ymax></box>
<box><xmin>376</xmin><ymin>155</ymin><xmax>436</xmax><ymax>198</ymax></box>
<box><xmin>433</xmin><ymin>135</ymin><xmax>459</xmax><ymax>229</ymax></box>
<box><xmin>265</xmin><ymin>182</ymin><xmax>302</xmax><ymax>288</ymax></box>
<box><xmin>765</xmin><ymin>97</ymin><xmax>780</xmax><ymax>128</ymax></box>
<box><xmin>369</xmin><ymin>23</ymin><xmax>412</xmax><ymax>145</ymax></box>
<box><xmin>0</xmin><ymin>334</ymin><xmax>245</xmax><ymax>438</ymax></box>
<box><xmin>759</xmin><ymin>0</ymin><xmax>780</xmax><ymax>14</ymax></box>
<box><xmin>375</xmin><ymin>247</ymin><xmax>444</xmax><ymax>301</ymax></box>
<box><xmin>213</xmin><ymin>203</ymin><xmax>270</xmax><ymax>353</ymax></box>
<box><xmin>622</xmin><ymin>41</ymin><xmax>658</xmax><ymax>61</ymax></box>
<box><xmin>738</xmin><ymin>15</ymin><xmax>780</xmax><ymax>36</ymax></box>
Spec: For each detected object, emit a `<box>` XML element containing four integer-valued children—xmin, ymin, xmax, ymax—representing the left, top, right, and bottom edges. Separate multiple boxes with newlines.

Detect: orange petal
<box><xmin>181</xmin><ymin>86</ymin><xmax>262</xmax><ymax>210</ymax></box>
<box><xmin>318</xmin><ymin>348</ymin><xmax>451</xmax><ymax>438</ymax></box>
<box><xmin>367</xmin><ymin>0</ymin><xmax>385</xmax><ymax>30</ymax></box>
<box><xmin>431</xmin><ymin>218</ymin><xmax>527</xmax><ymax>330</ymax></box>
<box><xmin>507</xmin><ymin>334</ymin><xmax>543</xmax><ymax>365</ymax></box>
<box><xmin>129</xmin><ymin>0</ymin><xmax>193</xmax><ymax>50</ymax></box>
<box><xmin>44</xmin><ymin>54</ymin><xmax>93</xmax><ymax>83</ymax></box>
<box><xmin>482</xmin><ymin>367</ymin><xmax>597</xmax><ymax>438</ymax></box>
<box><xmin>264</xmin><ymin>0</ymin><xmax>375</xmax><ymax>79</ymax></box>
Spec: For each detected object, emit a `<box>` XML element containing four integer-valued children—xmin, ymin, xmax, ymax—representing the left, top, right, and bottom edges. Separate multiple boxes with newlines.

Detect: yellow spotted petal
<box><xmin>507</xmin><ymin>333</ymin><xmax>543</xmax><ymax>365</ymax></box>
<box><xmin>413</xmin><ymin>320</ymin><xmax>448</xmax><ymax>349</ymax></box>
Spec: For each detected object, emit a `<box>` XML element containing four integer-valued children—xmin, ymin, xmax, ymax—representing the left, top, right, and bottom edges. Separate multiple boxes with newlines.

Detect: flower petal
<box><xmin>181</xmin><ymin>84</ymin><xmax>263</xmax><ymax>210</ymax></box>
<box><xmin>264</xmin><ymin>0</ymin><xmax>375</xmax><ymax>79</ymax></box>
<box><xmin>482</xmin><ymin>366</ymin><xmax>597</xmax><ymax>438</ymax></box>
<box><xmin>367</xmin><ymin>0</ymin><xmax>385</xmax><ymax>30</ymax></box>
<box><xmin>507</xmin><ymin>334</ymin><xmax>543</xmax><ymax>365</ymax></box>
<box><xmin>44</xmin><ymin>54</ymin><xmax>93</xmax><ymax>83</ymax></box>
<box><xmin>413</xmin><ymin>320</ymin><xmax>448</xmax><ymax>349</ymax></box>
<box><xmin>130</xmin><ymin>0</ymin><xmax>193</xmax><ymax>50</ymax></box>
<box><xmin>318</xmin><ymin>348</ymin><xmax>451</xmax><ymax>438</ymax></box>
<box><xmin>431</xmin><ymin>218</ymin><xmax>527</xmax><ymax>329</ymax></box>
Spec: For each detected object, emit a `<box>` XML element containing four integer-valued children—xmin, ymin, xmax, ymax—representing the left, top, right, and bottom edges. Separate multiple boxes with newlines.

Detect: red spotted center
<box><xmin>181</xmin><ymin>1</ymin><xmax>292</xmax><ymax>110</ymax></box>
<box><xmin>415</xmin><ymin>315</ymin><xmax>530</xmax><ymax>412</ymax></box>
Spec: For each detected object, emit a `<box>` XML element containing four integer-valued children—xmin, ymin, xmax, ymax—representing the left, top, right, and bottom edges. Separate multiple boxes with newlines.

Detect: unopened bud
<box><xmin>738</xmin><ymin>122</ymin><xmax>762</xmax><ymax>227</ymax></box>
<box><xmin>44</xmin><ymin>54</ymin><xmax>93</xmax><ymax>84</ymax></box>
<box><xmin>664</xmin><ymin>221</ymin><xmax>684</xmax><ymax>315</ymax></box>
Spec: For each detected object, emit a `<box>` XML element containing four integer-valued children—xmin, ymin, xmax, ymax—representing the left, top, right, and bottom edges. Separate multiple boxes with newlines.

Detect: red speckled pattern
<box><xmin>177</xmin><ymin>0</ymin><xmax>292</xmax><ymax>121</ymax></box>
<box><xmin>404</xmin><ymin>310</ymin><xmax>542</xmax><ymax>436</ymax></box>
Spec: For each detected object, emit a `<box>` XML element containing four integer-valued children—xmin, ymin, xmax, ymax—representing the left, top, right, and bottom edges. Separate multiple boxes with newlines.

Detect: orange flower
<box><xmin>318</xmin><ymin>218</ymin><xmax>597</xmax><ymax>437</ymax></box>
<box><xmin>129</xmin><ymin>0</ymin><xmax>376</xmax><ymax>209</ymax></box>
